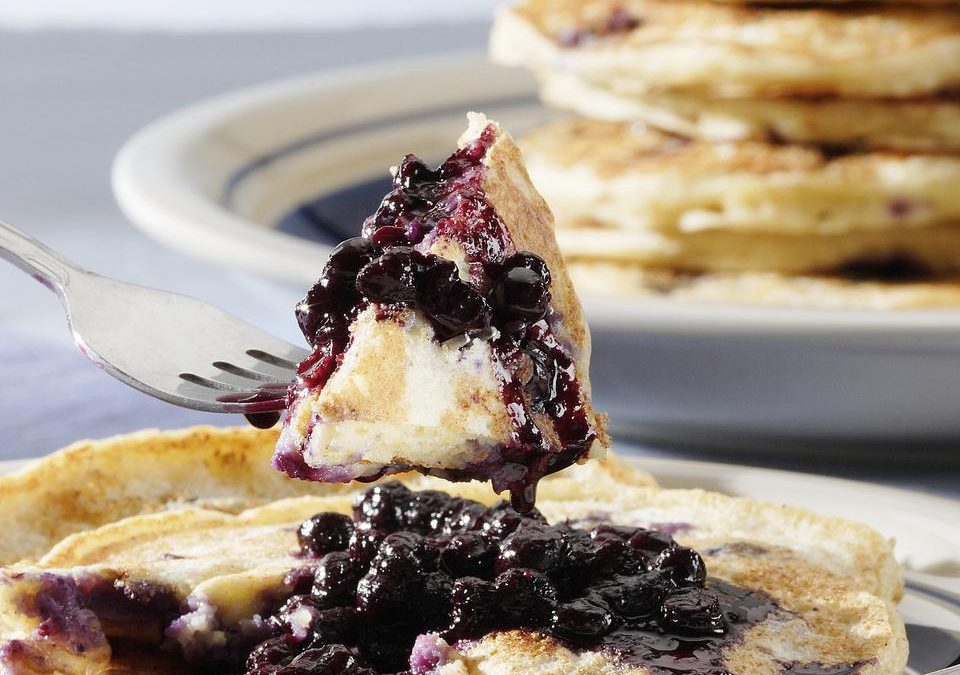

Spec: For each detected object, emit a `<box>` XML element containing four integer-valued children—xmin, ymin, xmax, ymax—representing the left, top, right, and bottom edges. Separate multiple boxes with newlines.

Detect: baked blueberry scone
<box><xmin>0</xmin><ymin>428</ymin><xmax>906</xmax><ymax>675</ymax></box>
<box><xmin>275</xmin><ymin>114</ymin><xmax>608</xmax><ymax>511</ymax></box>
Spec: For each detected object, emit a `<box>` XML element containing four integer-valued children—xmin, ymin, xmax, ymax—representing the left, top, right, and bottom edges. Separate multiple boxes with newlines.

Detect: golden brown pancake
<box><xmin>568</xmin><ymin>260</ymin><xmax>960</xmax><ymax>309</ymax></box>
<box><xmin>0</xmin><ymin>428</ymin><xmax>905</xmax><ymax>675</ymax></box>
<box><xmin>555</xmin><ymin>218</ymin><xmax>960</xmax><ymax>276</ymax></box>
<box><xmin>539</xmin><ymin>70</ymin><xmax>960</xmax><ymax>152</ymax></box>
<box><xmin>491</xmin><ymin>0</ymin><xmax>960</xmax><ymax>98</ymax></box>
<box><xmin>521</xmin><ymin>118</ymin><xmax>960</xmax><ymax>236</ymax></box>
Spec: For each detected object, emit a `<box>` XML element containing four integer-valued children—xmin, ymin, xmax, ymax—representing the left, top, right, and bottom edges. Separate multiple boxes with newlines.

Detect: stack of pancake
<box><xmin>491</xmin><ymin>0</ymin><xmax>960</xmax><ymax>307</ymax></box>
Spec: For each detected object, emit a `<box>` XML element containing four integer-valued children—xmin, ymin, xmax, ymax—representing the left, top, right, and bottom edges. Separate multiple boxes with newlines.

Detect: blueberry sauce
<box><xmin>230</xmin><ymin>483</ymin><xmax>852</xmax><ymax>675</ymax></box>
<box><xmin>831</xmin><ymin>254</ymin><xmax>935</xmax><ymax>282</ymax></box>
<box><xmin>281</xmin><ymin>124</ymin><xmax>599</xmax><ymax>512</ymax></box>
<box><xmin>558</xmin><ymin>7</ymin><xmax>641</xmax><ymax>47</ymax></box>
<box><xmin>80</xmin><ymin>577</ymin><xmax>181</xmax><ymax>639</ymax></box>
<box><xmin>782</xmin><ymin>664</ymin><xmax>871</xmax><ymax>675</ymax></box>
<box><xmin>3</xmin><ymin>490</ymin><xmax>863</xmax><ymax>675</ymax></box>
<box><xmin>19</xmin><ymin>574</ymin><xmax>107</xmax><ymax>652</ymax></box>
<box><xmin>217</xmin><ymin>384</ymin><xmax>290</xmax><ymax>429</ymax></box>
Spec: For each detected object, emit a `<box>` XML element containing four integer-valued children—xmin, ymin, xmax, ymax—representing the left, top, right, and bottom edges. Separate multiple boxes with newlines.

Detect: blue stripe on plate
<box><xmin>221</xmin><ymin>94</ymin><xmax>538</xmax><ymax>205</ymax></box>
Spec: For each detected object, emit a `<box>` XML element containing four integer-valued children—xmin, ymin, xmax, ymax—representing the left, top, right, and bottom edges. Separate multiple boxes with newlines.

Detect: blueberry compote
<box><xmin>557</xmin><ymin>7</ymin><xmax>641</xmax><ymax>47</ymax></box>
<box><xmin>281</xmin><ymin>124</ymin><xmax>599</xmax><ymax>512</ymax></box>
<box><xmin>240</xmin><ymin>483</ymin><xmax>780</xmax><ymax>675</ymax></box>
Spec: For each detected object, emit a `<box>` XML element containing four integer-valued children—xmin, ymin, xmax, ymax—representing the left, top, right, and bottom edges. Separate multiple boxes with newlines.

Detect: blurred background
<box><xmin>0</xmin><ymin>2</ymin><xmax>502</xmax><ymax>29</ymax></box>
<box><xmin>0</xmin><ymin>3</ymin><xmax>957</xmax><ymax>499</ymax></box>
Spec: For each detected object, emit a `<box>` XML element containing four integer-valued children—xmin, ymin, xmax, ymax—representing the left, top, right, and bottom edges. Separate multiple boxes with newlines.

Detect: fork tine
<box><xmin>179</xmin><ymin>373</ymin><xmax>238</xmax><ymax>391</ymax></box>
<box><xmin>212</xmin><ymin>361</ymin><xmax>287</xmax><ymax>384</ymax></box>
<box><xmin>246</xmin><ymin>349</ymin><xmax>301</xmax><ymax>371</ymax></box>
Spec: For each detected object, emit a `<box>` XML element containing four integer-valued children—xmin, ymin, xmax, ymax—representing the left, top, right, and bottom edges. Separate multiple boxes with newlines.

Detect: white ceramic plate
<box><xmin>2</xmin><ymin>454</ymin><xmax>957</xmax><ymax>671</ymax></box>
<box><xmin>112</xmin><ymin>54</ymin><xmax>960</xmax><ymax>447</ymax></box>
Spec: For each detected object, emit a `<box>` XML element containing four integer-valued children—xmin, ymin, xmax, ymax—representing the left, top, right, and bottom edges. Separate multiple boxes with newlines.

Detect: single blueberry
<box><xmin>352</xmin><ymin>481</ymin><xmax>410</xmax><ymax>531</ymax></box>
<box><xmin>496</xmin><ymin>522</ymin><xmax>563</xmax><ymax>574</ymax></box>
<box><xmin>311</xmin><ymin>551</ymin><xmax>361</xmax><ymax>608</ymax></box>
<box><xmin>307</xmin><ymin>606</ymin><xmax>359</xmax><ymax>646</ymax></box>
<box><xmin>246</xmin><ymin>635</ymin><xmax>298</xmax><ymax>670</ymax></box>
<box><xmin>629</xmin><ymin>529</ymin><xmax>675</xmax><ymax>557</ymax></box>
<box><xmin>394</xmin><ymin>154</ymin><xmax>440</xmax><ymax>191</ymax></box>
<box><xmin>445</xmin><ymin>576</ymin><xmax>498</xmax><ymax>640</ymax></box>
<box><xmin>441</xmin><ymin>532</ymin><xmax>496</xmax><ymax>577</ymax></box>
<box><xmin>596</xmin><ymin>572</ymin><xmax>664</xmax><ymax>618</ymax></box>
<box><xmin>659</xmin><ymin>587</ymin><xmax>726</xmax><ymax>635</ymax></box>
<box><xmin>355</xmin><ymin>247</ymin><xmax>422</xmax><ymax>305</ymax></box>
<box><xmin>347</xmin><ymin>528</ymin><xmax>386</xmax><ymax>567</ymax></box>
<box><xmin>550</xmin><ymin>595</ymin><xmax>615</xmax><ymax>641</ymax></box>
<box><xmin>495</xmin><ymin>568</ymin><xmax>558</xmax><ymax>623</ymax></box>
<box><xmin>297</xmin><ymin>512</ymin><xmax>354</xmax><ymax>558</ymax></box>
<box><xmin>654</xmin><ymin>546</ymin><xmax>708</xmax><ymax>587</ymax></box>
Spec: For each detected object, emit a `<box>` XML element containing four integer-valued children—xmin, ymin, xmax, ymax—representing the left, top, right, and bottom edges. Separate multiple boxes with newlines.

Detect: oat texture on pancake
<box><xmin>275</xmin><ymin>113</ymin><xmax>608</xmax><ymax>512</ymax></box>
<box><xmin>0</xmin><ymin>427</ymin><xmax>906</xmax><ymax>674</ymax></box>
<box><xmin>492</xmin><ymin>0</ymin><xmax>960</xmax><ymax>306</ymax></box>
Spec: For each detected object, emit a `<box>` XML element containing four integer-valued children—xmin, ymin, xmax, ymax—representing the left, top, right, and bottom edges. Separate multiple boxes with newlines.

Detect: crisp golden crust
<box><xmin>469</xmin><ymin>113</ymin><xmax>608</xmax><ymax>446</ymax></box>
<box><xmin>491</xmin><ymin>0</ymin><xmax>960</xmax><ymax>97</ymax></box>
<box><xmin>556</xmin><ymin>217</ymin><xmax>960</xmax><ymax>275</ymax></box>
<box><xmin>540</xmin><ymin>70</ymin><xmax>960</xmax><ymax>152</ymax></box>
<box><xmin>521</xmin><ymin>118</ymin><xmax>960</xmax><ymax>236</ymax></box>
<box><xmin>568</xmin><ymin>260</ymin><xmax>960</xmax><ymax>309</ymax></box>
<box><xmin>0</xmin><ymin>427</ymin><xmax>652</xmax><ymax>568</ymax></box>
<box><xmin>471</xmin><ymin>113</ymin><xmax>593</xmax><ymax>388</ymax></box>
<box><xmin>0</xmin><ymin>426</ymin><xmax>381</xmax><ymax>566</ymax></box>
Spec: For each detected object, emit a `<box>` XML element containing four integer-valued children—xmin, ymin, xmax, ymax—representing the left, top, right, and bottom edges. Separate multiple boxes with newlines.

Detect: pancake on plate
<box><xmin>568</xmin><ymin>261</ymin><xmax>960</xmax><ymax>309</ymax></box>
<box><xmin>555</xmin><ymin>219</ymin><xmax>960</xmax><ymax>277</ymax></box>
<box><xmin>539</xmin><ymin>71</ymin><xmax>960</xmax><ymax>152</ymax></box>
<box><xmin>491</xmin><ymin>0</ymin><xmax>960</xmax><ymax>98</ymax></box>
<box><xmin>0</xmin><ymin>427</ymin><xmax>906</xmax><ymax>675</ymax></box>
<box><xmin>521</xmin><ymin>118</ymin><xmax>960</xmax><ymax>237</ymax></box>
<box><xmin>493</xmin><ymin>0</ymin><xmax>960</xmax><ymax>307</ymax></box>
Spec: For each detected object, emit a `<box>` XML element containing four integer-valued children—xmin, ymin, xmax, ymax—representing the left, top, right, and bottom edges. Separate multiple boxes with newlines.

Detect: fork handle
<box><xmin>0</xmin><ymin>220</ymin><xmax>81</xmax><ymax>296</ymax></box>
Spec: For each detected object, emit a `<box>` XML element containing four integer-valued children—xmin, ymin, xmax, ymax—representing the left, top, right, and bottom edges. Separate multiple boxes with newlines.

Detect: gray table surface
<box><xmin>0</xmin><ymin>26</ymin><xmax>957</xmax><ymax>501</ymax></box>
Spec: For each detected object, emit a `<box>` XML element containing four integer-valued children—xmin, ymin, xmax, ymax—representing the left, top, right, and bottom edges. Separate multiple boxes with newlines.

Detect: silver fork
<box><xmin>0</xmin><ymin>221</ymin><xmax>309</xmax><ymax>426</ymax></box>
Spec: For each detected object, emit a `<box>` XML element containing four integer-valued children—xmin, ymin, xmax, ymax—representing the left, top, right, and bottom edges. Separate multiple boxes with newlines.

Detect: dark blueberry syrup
<box><xmin>558</xmin><ymin>7</ymin><xmax>641</xmax><ymax>47</ymax></box>
<box><xmin>20</xmin><ymin>574</ymin><xmax>107</xmax><ymax>653</ymax></box>
<box><xmin>217</xmin><ymin>384</ymin><xmax>290</xmax><ymax>429</ymax></box>
<box><xmin>230</xmin><ymin>483</ymin><xmax>831</xmax><ymax>675</ymax></box>
<box><xmin>782</xmin><ymin>664</ymin><xmax>871</xmax><ymax>675</ymax></box>
<box><xmin>6</xmin><ymin>490</ymin><xmax>861</xmax><ymax>675</ymax></box>
<box><xmin>280</xmin><ymin>124</ymin><xmax>598</xmax><ymax>512</ymax></box>
<box><xmin>831</xmin><ymin>254</ymin><xmax>935</xmax><ymax>282</ymax></box>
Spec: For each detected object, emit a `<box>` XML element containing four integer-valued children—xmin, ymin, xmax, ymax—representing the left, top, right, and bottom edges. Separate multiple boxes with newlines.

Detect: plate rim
<box><xmin>112</xmin><ymin>52</ymin><xmax>960</xmax><ymax>333</ymax></box>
